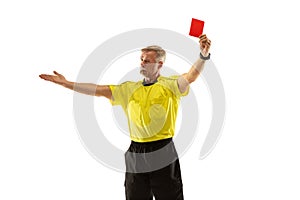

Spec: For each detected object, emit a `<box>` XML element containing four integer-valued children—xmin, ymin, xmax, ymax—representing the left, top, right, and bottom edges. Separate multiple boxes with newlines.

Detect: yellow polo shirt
<box><xmin>109</xmin><ymin>75</ymin><xmax>189</xmax><ymax>142</ymax></box>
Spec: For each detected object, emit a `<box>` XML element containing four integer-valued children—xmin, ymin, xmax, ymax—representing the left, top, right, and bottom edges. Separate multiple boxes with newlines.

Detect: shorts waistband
<box><xmin>129</xmin><ymin>138</ymin><xmax>173</xmax><ymax>153</ymax></box>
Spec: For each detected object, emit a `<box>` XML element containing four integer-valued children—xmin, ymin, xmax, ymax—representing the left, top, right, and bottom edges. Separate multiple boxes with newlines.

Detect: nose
<box><xmin>140</xmin><ymin>60</ymin><xmax>146</xmax><ymax>67</ymax></box>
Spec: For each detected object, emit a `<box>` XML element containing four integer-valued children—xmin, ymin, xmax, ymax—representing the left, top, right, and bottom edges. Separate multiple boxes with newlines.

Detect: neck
<box><xmin>144</xmin><ymin>73</ymin><xmax>160</xmax><ymax>84</ymax></box>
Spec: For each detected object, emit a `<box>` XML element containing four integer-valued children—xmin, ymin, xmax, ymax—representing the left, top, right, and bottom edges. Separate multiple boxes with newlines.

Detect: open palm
<box><xmin>39</xmin><ymin>71</ymin><xmax>67</xmax><ymax>85</ymax></box>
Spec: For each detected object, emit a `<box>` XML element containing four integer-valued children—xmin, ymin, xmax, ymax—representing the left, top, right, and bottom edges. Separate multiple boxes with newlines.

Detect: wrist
<box><xmin>199</xmin><ymin>52</ymin><xmax>210</xmax><ymax>60</ymax></box>
<box><xmin>62</xmin><ymin>80</ymin><xmax>71</xmax><ymax>88</ymax></box>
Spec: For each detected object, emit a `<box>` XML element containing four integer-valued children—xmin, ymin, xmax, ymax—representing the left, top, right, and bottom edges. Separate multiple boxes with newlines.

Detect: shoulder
<box><xmin>110</xmin><ymin>80</ymin><xmax>142</xmax><ymax>92</ymax></box>
<box><xmin>157</xmin><ymin>75</ymin><xmax>189</xmax><ymax>97</ymax></box>
<box><xmin>157</xmin><ymin>75</ymin><xmax>179</xmax><ymax>91</ymax></box>
<box><xmin>158</xmin><ymin>75</ymin><xmax>180</xmax><ymax>83</ymax></box>
<box><xmin>112</xmin><ymin>80</ymin><xmax>141</xmax><ymax>87</ymax></box>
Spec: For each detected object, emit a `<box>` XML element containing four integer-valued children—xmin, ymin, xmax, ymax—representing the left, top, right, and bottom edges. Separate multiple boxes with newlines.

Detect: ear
<box><xmin>158</xmin><ymin>61</ymin><xmax>163</xmax><ymax>69</ymax></box>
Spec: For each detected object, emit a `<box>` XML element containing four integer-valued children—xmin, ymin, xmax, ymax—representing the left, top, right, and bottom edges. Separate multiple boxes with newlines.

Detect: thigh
<box><xmin>125</xmin><ymin>172</ymin><xmax>153</xmax><ymax>200</ymax></box>
<box><xmin>150</xmin><ymin>159</ymin><xmax>184</xmax><ymax>200</ymax></box>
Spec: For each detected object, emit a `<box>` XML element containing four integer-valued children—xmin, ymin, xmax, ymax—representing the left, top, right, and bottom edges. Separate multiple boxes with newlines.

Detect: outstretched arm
<box><xmin>177</xmin><ymin>34</ymin><xmax>211</xmax><ymax>93</ymax></box>
<box><xmin>39</xmin><ymin>71</ymin><xmax>112</xmax><ymax>99</ymax></box>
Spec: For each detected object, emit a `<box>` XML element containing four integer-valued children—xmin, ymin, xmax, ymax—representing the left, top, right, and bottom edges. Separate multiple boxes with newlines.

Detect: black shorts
<box><xmin>124</xmin><ymin>138</ymin><xmax>184</xmax><ymax>200</ymax></box>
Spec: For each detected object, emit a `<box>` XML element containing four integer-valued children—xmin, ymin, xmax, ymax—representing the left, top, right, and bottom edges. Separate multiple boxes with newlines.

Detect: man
<box><xmin>39</xmin><ymin>34</ymin><xmax>211</xmax><ymax>199</ymax></box>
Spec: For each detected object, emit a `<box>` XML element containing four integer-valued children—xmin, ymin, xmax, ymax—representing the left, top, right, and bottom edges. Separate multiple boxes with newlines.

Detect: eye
<box><xmin>141</xmin><ymin>58</ymin><xmax>150</xmax><ymax>63</ymax></box>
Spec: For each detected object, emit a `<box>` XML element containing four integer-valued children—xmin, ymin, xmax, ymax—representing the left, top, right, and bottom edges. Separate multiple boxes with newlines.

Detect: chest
<box><xmin>129</xmin><ymin>85</ymin><xmax>171</xmax><ymax>107</ymax></box>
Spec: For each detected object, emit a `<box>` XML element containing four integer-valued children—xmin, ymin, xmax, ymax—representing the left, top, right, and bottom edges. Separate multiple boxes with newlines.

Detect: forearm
<box><xmin>178</xmin><ymin>58</ymin><xmax>207</xmax><ymax>93</ymax></box>
<box><xmin>180</xmin><ymin>34</ymin><xmax>211</xmax><ymax>88</ymax></box>
<box><xmin>62</xmin><ymin>81</ymin><xmax>110</xmax><ymax>97</ymax></box>
<box><xmin>39</xmin><ymin>71</ymin><xmax>112</xmax><ymax>98</ymax></box>
<box><xmin>185</xmin><ymin>58</ymin><xmax>206</xmax><ymax>83</ymax></box>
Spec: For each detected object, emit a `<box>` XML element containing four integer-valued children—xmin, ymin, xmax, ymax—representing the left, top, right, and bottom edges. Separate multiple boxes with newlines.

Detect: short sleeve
<box><xmin>108</xmin><ymin>85</ymin><xmax>119</xmax><ymax>106</ymax></box>
<box><xmin>109</xmin><ymin>81</ymin><xmax>142</xmax><ymax>108</ymax></box>
<box><xmin>109</xmin><ymin>82</ymin><xmax>131</xmax><ymax>106</ymax></box>
<box><xmin>166</xmin><ymin>75</ymin><xmax>190</xmax><ymax>98</ymax></box>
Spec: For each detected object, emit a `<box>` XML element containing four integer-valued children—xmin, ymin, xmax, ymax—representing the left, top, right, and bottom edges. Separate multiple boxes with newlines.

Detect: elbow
<box><xmin>185</xmin><ymin>67</ymin><xmax>200</xmax><ymax>84</ymax></box>
<box><xmin>188</xmin><ymin>76</ymin><xmax>197</xmax><ymax>84</ymax></box>
<box><xmin>186</xmin><ymin>73</ymin><xmax>199</xmax><ymax>84</ymax></box>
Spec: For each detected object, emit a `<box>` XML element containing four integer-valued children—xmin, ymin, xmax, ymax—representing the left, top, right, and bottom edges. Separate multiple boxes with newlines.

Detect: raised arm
<box><xmin>39</xmin><ymin>71</ymin><xmax>112</xmax><ymax>99</ymax></box>
<box><xmin>177</xmin><ymin>34</ymin><xmax>211</xmax><ymax>93</ymax></box>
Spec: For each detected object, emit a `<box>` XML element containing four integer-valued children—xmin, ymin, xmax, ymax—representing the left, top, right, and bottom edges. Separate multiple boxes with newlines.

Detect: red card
<box><xmin>189</xmin><ymin>18</ymin><xmax>205</xmax><ymax>37</ymax></box>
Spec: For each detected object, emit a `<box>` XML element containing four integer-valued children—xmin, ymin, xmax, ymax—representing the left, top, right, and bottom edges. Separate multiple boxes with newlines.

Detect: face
<box><xmin>140</xmin><ymin>51</ymin><xmax>163</xmax><ymax>78</ymax></box>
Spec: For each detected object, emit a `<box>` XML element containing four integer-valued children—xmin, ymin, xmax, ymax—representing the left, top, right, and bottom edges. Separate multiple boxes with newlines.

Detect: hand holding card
<box><xmin>189</xmin><ymin>18</ymin><xmax>211</xmax><ymax>59</ymax></box>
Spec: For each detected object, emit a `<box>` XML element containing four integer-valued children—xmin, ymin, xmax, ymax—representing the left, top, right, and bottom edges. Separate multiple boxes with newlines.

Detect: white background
<box><xmin>1</xmin><ymin>0</ymin><xmax>300</xmax><ymax>199</ymax></box>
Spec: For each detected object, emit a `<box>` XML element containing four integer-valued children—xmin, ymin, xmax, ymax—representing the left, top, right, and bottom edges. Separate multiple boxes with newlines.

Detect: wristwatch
<box><xmin>200</xmin><ymin>52</ymin><xmax>211</xmax><ymax>60</ymax></box>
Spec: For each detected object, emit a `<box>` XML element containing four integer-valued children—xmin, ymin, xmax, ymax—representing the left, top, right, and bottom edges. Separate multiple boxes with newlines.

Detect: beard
<box><xmin>140</xmin><ymin>68</ymin><xmax>148</xmax><ymax>77</ymax></box>
<box><xmin>140</xmin><ymin>65</ymin><xmax>160</xmax><ymax>79</ymax></box>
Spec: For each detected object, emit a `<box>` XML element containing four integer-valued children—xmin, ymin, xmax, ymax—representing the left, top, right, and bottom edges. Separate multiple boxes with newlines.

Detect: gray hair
<box><xmin>141</xmin><ymin>45</ymin><xmax>166</xmax><ymax>62</ymax></box>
